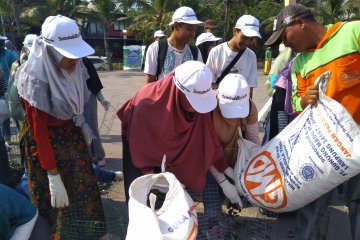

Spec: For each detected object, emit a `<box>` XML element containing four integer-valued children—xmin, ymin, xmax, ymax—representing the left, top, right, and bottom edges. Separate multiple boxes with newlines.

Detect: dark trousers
<box><xmin>122</xmin><ymin>136</ymin><xmax>142</xmax><ymax>203</ymax></box>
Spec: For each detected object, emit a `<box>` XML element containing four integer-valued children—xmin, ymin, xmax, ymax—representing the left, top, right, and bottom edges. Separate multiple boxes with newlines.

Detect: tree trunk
<box><xmin>223</xmin><ymin>0</ymin><xmax>230</xmax><ymax>40</ymax></box>
<box><xmin>103</xmin><ymin>24</ymin><xmax>113</xmax><ymax>71</ymax></box>
<box><xmin>0</xmin><ymin>14</ymin><xmax>6</xmax><ymax>36</ymax></box>
<box><xmin>11</xmin><ymin>0</ymin><xmax>22</xmax><ymax>37</ymax></box>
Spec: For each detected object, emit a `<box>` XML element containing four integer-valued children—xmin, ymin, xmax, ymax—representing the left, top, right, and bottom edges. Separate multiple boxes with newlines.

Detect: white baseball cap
<box><xmin>235</xmin><ymin>15</ymin><xmax>262</xmax><ymax>38</ymax></box>
<box><xmin>218</xmin><ymin>73</ymin><xmax>250</xmax><ymax>118</ymax></box>
<box><xmin>195</xmin><ymin>33</ymin><xmax>222</xmax><ymax>46</ymax></box>
<box><xmin>23</xmin><ymin>34</ymin><xmax>38</xmax><ymax>48</ymax></box>
<box><xmin>174</xmin><ymin>61</ymin><xmax>216</xmax><ymax>113</ymax></box>
<box><xmin>41</xmin><ymin>15</ymin><xmax>94</xmax><ymax>59</ymax></box>
<box><xmin>169</xmin><ymin>6</ymin><xmax>204</xmax><ymax>26</ymax></box>
<box><xmin>0</xmin><ymin>35</ymin><xmax>7</xmax><ymax>40</ymax></box>
<box><xmin>154</xmin><ymin>30</ymin><xmax>165</xmax><ymax>38</ymax></box>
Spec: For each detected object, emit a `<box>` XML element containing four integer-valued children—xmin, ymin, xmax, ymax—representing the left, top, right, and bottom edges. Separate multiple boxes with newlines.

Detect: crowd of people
<box><xmin>0</xmin><ymin>2</ymin><xmax>358</xmax><ymax>240</ymax></box>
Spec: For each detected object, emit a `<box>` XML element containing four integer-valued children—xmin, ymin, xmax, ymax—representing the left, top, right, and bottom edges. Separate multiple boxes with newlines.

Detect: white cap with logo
<box><xmin>169</xmin><ymin>6</ymin><xmax>204</xmax><ymax>26</ymax></box>
<box><xmin>235</xmin><ymin>15</ymin><xmax>262</xmax><ymax>38</ymax></box>
<box><xmin>41</xmin><ymin>15</ymin><xmax>94</xmax><ymax>59</ymax></box>
<box><xmin>174</xmin><ymin>61</ymin><xmax>216</xmax><ymax>113</ymax></box>
<box><xmin>154</xmin><ymin>30</ymin><xmax>165</xmax><ymax>38</ymax></box>
<box><xmin>23</xmin><ymin>34</ymin><xmax>38</xmax><ymax>48</ymax></box>
<box><xmin>195</xmin><ymin>32</ymin><xmax>222</xmax><ymax>46</ymax></box>
<box><xmin>218</xmin><ymin>73</ymin><xmax>250</xmax><ymax>118</ymax></box>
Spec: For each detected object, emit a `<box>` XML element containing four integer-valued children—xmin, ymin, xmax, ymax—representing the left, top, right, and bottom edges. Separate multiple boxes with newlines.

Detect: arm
<box><xmin>144</xmin><ymin>42</ymin><xmax>158</xmax><ymax>83</ymax></box>
<box><xmin>145</xmin><ymin>74</ymin><xmax>157</xmax><ymax>84</ymax></box>
<box><xmin>243</xmin><ymin>101</ymin><xmax>261</xmax><ymax>144</ymax></box>
<box><xmin>29</xmin><ymin>107</ymin><xmax>57</xmax><ymax>172</ymax></box>
<box><xmin>209</xmin><ymin>165</ymin><xmax>243</xmax><ymax>206</ymax></box>
<box><xmin>25</xmin><ymin>104</ymin><xmax>68</xmax><ymax>207</ymax></box>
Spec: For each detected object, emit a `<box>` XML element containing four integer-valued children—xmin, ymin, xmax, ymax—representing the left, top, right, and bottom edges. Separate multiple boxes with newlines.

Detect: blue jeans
<box><xmin>92</xmin><ymin>164</ymin><xmax>115</xmax><ymax>183</ymax></box>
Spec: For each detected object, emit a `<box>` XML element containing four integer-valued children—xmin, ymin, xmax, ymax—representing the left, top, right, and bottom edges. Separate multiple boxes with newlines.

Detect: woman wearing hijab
<box><xmin>118</xmin><ymin>61</ymin><xmax>241</xmax><ymax>206</ymax></box>
<box><xmin>15</xmin><ymin>15</ymin><xmax>105</xmax><ymax>238</ymax></box>
<box><xmin>195</xmin><ymin>32</ymin><xmax>221</xmax><ymax>64</ymax></box>
<box><xmin>203</xmin><ymin>74</ymin><xmax>261</xmax><ymax>235</ymax></box>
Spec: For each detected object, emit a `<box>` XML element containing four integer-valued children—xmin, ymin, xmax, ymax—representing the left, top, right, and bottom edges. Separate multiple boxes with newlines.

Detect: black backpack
<box><xmin>155</xmin><ymin>39</ymin><xmax>199</xmax><ymax>80</ymax></box>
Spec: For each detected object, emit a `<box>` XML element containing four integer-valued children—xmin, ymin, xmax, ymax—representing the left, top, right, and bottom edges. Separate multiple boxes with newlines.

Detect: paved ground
<box><xmin>97</xmin><ymin>69</ymin><xmax>352</xmax><ymax>240</ymax></box>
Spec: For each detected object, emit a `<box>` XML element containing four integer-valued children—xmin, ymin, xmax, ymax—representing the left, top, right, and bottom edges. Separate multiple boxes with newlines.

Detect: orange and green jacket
<box><xmin>291</xmin><ymin>21</ymin><xmax>360</xmax><ymax>124</ymax></box>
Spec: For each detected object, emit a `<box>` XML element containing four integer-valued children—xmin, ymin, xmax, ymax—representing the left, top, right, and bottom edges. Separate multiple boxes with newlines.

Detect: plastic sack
<box><xmin>126</xmin><ymin>172</ymin><xmax>198</xmax><ymax>240</ymax></box>
<box><xmin>235</xmin><ymin>71</ymin><xmax>360</xmax><ymax>212</ymax></box>
<box><xmin>0</xmin><ymin>99</ymin><xmax>10</xmax><ymax>123</ymax></box>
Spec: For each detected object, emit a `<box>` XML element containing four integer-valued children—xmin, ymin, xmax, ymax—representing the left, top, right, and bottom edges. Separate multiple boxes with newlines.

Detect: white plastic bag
<box><xmin>0</xmin><ymin>99</ymin><xmax>10</xmax><ymax>123</ymax></box>
<box><xmin>235</xmin><ymin>71</ymin><xmax>360</xmax><ymax>212</ymax></box>
<box><xmin>126</xmin><ymin>172</ymin><xmax>198</xmax><ymax>240</ymax></box>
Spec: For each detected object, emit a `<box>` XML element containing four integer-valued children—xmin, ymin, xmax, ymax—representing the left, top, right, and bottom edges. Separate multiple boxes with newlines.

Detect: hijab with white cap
<box><xmin>16</xmin><ymin>15</ymin><xmax>95</xmax><ymax>144</ymax></box>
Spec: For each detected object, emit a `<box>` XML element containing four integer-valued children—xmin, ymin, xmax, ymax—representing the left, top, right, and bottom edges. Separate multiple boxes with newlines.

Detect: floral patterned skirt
<box><xmin>23</xmin><ymin>120</ymin><xmax>105</xmax><ymax>239</ymax></box>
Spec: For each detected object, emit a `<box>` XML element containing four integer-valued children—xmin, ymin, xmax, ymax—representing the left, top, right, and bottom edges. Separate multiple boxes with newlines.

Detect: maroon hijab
<box><xmin>118</xmin><ymin>72</ymin><xmax>228</xmax><ymax>193</ymax></box>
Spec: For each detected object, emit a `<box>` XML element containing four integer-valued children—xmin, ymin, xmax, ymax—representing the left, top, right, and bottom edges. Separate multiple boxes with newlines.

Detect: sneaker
<box><xmin>97</xmin><ymin>158</ymin><xmax>106</xmax><ymax>167</ymax></box>
<box><xmin>114</xmin><ymin>171</ymin><xmax>123</xmax><ymax>181</ymax></box>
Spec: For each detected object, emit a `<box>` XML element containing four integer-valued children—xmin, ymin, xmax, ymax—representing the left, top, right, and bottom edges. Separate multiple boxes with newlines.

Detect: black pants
<box><xmin>122</xmin><ymin>136</ymin><xmax>143</xmax><ymax>203</ymax></box>
<box><xmin>269</xmin><ymin>87</ymin><xmax>289</xmax><ymax>140</ymax></box>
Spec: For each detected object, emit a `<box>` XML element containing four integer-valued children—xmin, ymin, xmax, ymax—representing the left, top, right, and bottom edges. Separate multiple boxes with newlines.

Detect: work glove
<box><xmin>223</xmin><ymin>167</ymin><xmax>235</xmax><ymax>181</ymax></box>
<box><xmin>47</xmin><ymin>173</ymin><xmax>69</xmax><ymax>208</ymax></box>
<box><xmin>219</xmin><ymin>179</ymin><xmax>243</xmax><ymax>207</ymax></box>
<box><xmin>96</xmin><ymin>91</ymin><xmax>111</xmax><ymax>111</ymax></box>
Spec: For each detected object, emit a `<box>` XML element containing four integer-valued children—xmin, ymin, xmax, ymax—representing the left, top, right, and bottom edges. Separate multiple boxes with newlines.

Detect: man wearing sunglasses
<box><xmin>266</xmin><ymin>3</ymin><xmax>360</xmax><ymax>240</ymax></box>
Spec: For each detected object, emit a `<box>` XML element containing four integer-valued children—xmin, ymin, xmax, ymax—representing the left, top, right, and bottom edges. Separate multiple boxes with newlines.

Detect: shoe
<box><xmin>114</xmin><ymin>171</ymin><xmax>123</xmax><ymax>181</ymax></box>
<box><xmin>97</xmin><ymin>158</ymin><xmax>106</xmax><ymax>167</ymax></box>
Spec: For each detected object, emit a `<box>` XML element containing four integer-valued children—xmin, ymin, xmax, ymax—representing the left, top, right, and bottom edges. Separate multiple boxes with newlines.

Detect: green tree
<box><xmin>86</xmin><ymin>0</ymin><xmax>124</xmax><ymax>70</ymax></box>
<box><xmin>126</xmin><ymin>0</ymin><xmax>178</xmax><ymax>44</ymax></box>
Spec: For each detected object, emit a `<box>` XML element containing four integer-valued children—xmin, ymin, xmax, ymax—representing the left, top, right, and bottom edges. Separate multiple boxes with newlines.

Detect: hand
<box><xmin>300</xmin><ymin>85</ymin><xmax>319</xmax><ymax>109</ymax></box>
<box><xmin>100</xmin><ymin>99</ymin><xmax>111</xmax><ymax>111</ymax></box>
<box><xmin>219</xmin><ymin>179</ymin><xmax>243</xmax><ymax>207</ymax></box>
<box><xmin>223</xmin><ymin>167</ymin><xmax>235</xmax><ymax>181</ymax></box>
<box><xmin>47</xmin><ymin>174</ymin><xmax>69</xmax><ymax>208</ymax></box>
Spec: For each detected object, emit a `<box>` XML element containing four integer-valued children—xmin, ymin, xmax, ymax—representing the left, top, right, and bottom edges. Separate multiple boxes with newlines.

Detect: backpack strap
<box><xmin>156</xmin><ymin>39</ymin><xmax>168</xmax><ymax>80</ymax></box>
<box><xmin>189</xmin><ymin>44</ymin><xmax>198</xmax><ymax>61</ymax></box>
<box><xmin>213</xmin><ymin>48</ymin><xmax>245</xmax><ymax>88</ymax></box>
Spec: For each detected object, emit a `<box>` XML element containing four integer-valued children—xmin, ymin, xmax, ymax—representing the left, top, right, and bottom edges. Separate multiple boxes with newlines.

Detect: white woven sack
<box><xmin>235</xmin><ymin>71</ymin><xmax>360</xmax><ymax>212</ymax></box>
<box><xmin>0</xmin><ymin>99</ymin><xmax>10</xmax><ymax>123</ymax></box>
<box><xmin>126</xmin><ymin>172</ymin><xmax>198</xmax><ymax>240</ymax></box>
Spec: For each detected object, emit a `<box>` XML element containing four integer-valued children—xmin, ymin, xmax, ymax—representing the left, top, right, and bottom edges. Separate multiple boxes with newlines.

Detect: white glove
<box><xmin>219</xmin><ymin>179</ymin><xmax>243</xmax><ymax>207</ymax></box>
<box><xmin>223</xmin><ymin>167</ymin><xmax>235</xmax><ymax>181</ymax></box>
<box><xmin>96</xmin><ymin>91</ymin><xmax>110</xmax><ymax>111</ymax></box>
<box><xmin>100</xmin><ymin>99</ymin><xmax>110</xmax><ymax>111</ymax></box>
<box><xmin>47</xmin><ymin>174</ymin><xmax>69</xmax><ymax>208</ymax></box>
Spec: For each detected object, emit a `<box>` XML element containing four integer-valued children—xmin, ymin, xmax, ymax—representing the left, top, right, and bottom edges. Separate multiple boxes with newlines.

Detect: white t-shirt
<box><xmin>144</xmin><ymin>41</ymin><xmax>203</xmax><ymax>80</ymax></box>
<box><xmin>206</xmin><ymin>42</ymin><xmax>258</xmax><ymax>88</ymax></box>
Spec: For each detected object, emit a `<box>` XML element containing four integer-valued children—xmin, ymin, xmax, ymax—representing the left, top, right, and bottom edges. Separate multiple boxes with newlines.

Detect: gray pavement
<box><xmin>97</xmin><ymin>69</ymin><xmax>352</xmax><ymax>240</ymax></box>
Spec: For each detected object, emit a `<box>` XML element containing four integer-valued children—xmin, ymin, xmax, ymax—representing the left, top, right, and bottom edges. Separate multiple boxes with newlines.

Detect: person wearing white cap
<box><xmin>15</xmin><ymin>15</ymin><xmax>105</xmax><ymax>237</ymax></box>
<box><xmin>153</xmin><ymin>30</ymin><xmax>166</xmax><ymax>41</ymax></box>
<box><xmin>202</xmin><ymin>73</ymin><xmax>260</xmax><ymax>236</ymax></box>
<box><xmin>195</xmin><ymin>32</ymin><xmax>221</xmax><ymax>64</ymax></box>
<box><xmin>144</xmin><ymin>6</ymin><xmax>203</xmax><ymax>83</ymax></box>
<box><xmin>118</xmin><ymin>61</ymin><xmax>238</xmax><ymax>207</ymax></box>
<box><xmin>206</xmin><ymin>15</ymin><xmax>262</xmax><ymax>98</ymax></box>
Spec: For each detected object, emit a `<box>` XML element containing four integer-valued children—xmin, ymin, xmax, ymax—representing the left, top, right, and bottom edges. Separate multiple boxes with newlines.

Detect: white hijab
<box><xmin>16</xmin><ymin>36</ymin><xmax>94</xmax><ymax>144</ymax></box>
